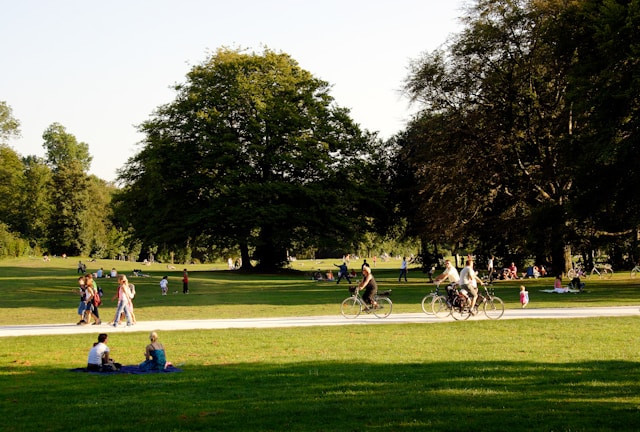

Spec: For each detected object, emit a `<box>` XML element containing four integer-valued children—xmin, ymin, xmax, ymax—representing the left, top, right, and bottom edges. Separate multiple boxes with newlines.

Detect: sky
<box><xmin>1</xmin><ymin>0</ymin><xmax>466</xmax><ymax>182</ymax></box>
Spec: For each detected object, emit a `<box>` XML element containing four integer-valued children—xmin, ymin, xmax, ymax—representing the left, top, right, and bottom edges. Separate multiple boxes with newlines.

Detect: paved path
<box><xmin>1</xmin><ymin>306</ymin><xmax>638</xmax><ymax>337</ymax></box>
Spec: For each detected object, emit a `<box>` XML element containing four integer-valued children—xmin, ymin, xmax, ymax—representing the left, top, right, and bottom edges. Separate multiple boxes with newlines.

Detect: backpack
<box><xmin>93</xmin><ymin>287</ymin><xmax>102</xmax><ymax>307</ymax></box>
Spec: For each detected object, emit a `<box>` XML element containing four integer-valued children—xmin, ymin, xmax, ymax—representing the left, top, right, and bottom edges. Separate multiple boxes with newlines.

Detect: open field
<box><xmin>1</xmin><ymin>256</ymin><xmax>640</xmax><ymax>325</ymax></box>
<box><xmin>1</xmin><ymin>257</ymin><xmax>640</xmax><ymax>431</ymax></box>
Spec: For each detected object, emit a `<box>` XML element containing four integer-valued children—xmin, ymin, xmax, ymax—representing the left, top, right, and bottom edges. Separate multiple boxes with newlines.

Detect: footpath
<box><xmin>0</xmin><ymin>306</ymin><xmax>638</xmax><ymax>337</ymax></box>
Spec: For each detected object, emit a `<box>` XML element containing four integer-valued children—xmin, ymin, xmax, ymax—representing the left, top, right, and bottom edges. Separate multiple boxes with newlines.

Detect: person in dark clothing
<box><xmin>358</xmin><ymin>265</ymin><xmax>378</xmax><ymax>309</ymax></box>
<box><xmin>334</xmin><ymin>262</ymin><xmax>351</xmax><ymax>284</ymax></box>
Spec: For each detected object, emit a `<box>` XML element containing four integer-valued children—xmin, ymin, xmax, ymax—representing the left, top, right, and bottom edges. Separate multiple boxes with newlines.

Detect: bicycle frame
<box><xmin>341</xmin><ymin>286</ymin><xmax>392</xmax><ymax>319</ymax></box>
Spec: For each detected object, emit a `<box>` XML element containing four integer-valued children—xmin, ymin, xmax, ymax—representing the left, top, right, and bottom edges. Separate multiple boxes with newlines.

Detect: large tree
<box><xmin>42</xmin><ymin>123</ymin><xmax>92</xmax><ymax>255</ymax></box>
<box><xmin>562</xmin><ymin>0</ymin><xmax>640</xmax><ymax>263</ymax></box>
<box><xmin>400</xmin><ymin>0</ymin><xmax>582</xmax><ymax>272</ymax></box>
<box><xmin>116</xmin><ymin>48</ymin><xmax>383</xmax><ymax>270</ymax></box>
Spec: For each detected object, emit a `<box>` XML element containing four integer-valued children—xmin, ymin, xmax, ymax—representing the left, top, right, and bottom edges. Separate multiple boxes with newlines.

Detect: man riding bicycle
<box><xmin>459</xmin><ymin>258</ymin><xmax>485</xmax><ymax>314</ymax></box>
<box><xmin>434</xmin><ymin>260</ymin><xmax>460</xmax><ymax>285</ymax></box>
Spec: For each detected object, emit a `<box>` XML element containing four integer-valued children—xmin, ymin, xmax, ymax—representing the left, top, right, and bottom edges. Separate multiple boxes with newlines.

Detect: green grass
<box><xmin>1</xmin><ymin>256</ymin><xmax>639</xmax><ymax>325</ymax></box>
<box><xmin>1</xmin><ymin>257</ymin><xmax>640</xmax><ymax>431</ymax></box>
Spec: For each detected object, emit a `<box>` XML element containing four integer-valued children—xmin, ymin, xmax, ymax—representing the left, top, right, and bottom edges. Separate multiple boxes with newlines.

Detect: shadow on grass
<box><xmin>2</xmin><ymin>360</ymin><xmax>639</xmax><ymax>431</ymax></box>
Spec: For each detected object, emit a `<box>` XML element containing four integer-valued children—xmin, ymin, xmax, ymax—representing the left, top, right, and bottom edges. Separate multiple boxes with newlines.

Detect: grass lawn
<box><xmin>1</xmin><ymin>257</ymin><xmax>640</xmax><ymax>431</ymax></box>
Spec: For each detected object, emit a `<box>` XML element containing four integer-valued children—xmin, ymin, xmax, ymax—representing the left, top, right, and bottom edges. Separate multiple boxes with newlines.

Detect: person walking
<box><xmin>160</xmin><ymin>276</ymin><xmax>168</xmax><ymax>296</ymax></box>
<box><xmin>334</xmin><ymin>262</ymin><xmax>351</xmax><ymax>284</ymax></box>
<box><xmin>398</xmin><ymin>257</ymin><xmax>408</xmax><ymax>282</ymax></box>
<box><xmin>112</xmin><ymin>275</ymin><xmax>133</xmax><ymax>327</ymax></box>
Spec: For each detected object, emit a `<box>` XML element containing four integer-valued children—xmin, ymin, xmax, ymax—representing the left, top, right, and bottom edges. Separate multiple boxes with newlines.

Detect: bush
<box><xmin>0</xmin><ymin>223</ymin><xmax>33</xmax><ymax>258</ymax></box>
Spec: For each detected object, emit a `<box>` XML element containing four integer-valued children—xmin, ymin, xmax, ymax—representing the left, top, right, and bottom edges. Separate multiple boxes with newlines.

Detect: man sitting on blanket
<box><xmin>87</xmin><ymin>333</ymin><xmax>121</xmax><ymax>372</ymax></box>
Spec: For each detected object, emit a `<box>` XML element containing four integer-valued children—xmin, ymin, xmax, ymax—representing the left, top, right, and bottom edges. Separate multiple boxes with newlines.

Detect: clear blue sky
<box><xmin>1</xmin><ymin>0</ymin><xmax>465</xmax><ymax>182</ymax></box>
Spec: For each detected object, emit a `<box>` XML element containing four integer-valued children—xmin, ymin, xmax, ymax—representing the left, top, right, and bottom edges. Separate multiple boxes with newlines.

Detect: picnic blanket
<box><xmin>539</xmin><ymin>289</ymin><xmax>582</xmax><ymax>293</ymax></box>
<box><xmin>70</xmin><ymin>365</ymin><xmax>183</xmax><ymax>375</ymax></box>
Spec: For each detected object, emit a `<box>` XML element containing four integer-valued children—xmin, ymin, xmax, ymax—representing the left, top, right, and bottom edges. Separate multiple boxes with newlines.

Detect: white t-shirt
<box><xmin>459</xmin><ymin>265</ymin><xmax>478</xmax><ymax>288</ymax></box>
<box><xmin>442</xmin><ymin>265</ymin><xmax>460</xmax><ymax>283</ymax></box>
<box><xmin>160</xmin><ymin>279</ymin><xmax>168</xmax><ymax>290</ymax></box>
<box><xmin>87</xmin><ymin>342</ymin><xmax>109</xmax><ymax>365</ymax></box>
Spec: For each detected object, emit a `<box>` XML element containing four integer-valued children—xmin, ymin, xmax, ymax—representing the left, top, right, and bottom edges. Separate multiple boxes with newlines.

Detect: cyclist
<box><xmin>358</xmin><ymin>264</ymin><xmax>378</xmax><ymax>310</ymax></box>
<box><xmin>434</xmin><ymin>260</ymin><xmax>460</xmax><ymax>285</ymax></box>
<box><xmin>459</xmin><ymin>259</ymin><xmax>485</xmax><ymax>314</ymax></box>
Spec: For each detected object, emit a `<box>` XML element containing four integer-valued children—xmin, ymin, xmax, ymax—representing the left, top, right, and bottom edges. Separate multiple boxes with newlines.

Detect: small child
<box><xmin>519</xmin><ymin>285</ymin><xmax>529</xmax><ymax>308</ymax></box>
<box><xmin>160</xmin><ymin>276</ymin><xmax>168</xmax><ymax>296</ymax></box>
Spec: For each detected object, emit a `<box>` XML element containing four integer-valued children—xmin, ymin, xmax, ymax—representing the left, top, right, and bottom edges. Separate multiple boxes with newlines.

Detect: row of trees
<box><xmin>1</xmin><ymin>0</ymin><xmax>638</xmax><ymax>271</ymax></box>
<box><xmin>0</xmin><ymin>103</ymin><xmax>126</xmax><ymax>258</ymax></box>
<box><xmin>395</xmin><ymin>0</ymin><xmax>640</xmax><ymax>273</ymax></box>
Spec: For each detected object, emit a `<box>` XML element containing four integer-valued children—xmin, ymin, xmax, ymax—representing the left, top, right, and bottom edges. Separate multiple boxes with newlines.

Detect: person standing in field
<box><xmin>160</xmin><ymin>275</ymin><xmax>168</xmax><ymax>296</ymax></box>
<box><xmin>182</xmin><ymin>269</ymin><xmax>189</xmax><ymax>294</ymax></box>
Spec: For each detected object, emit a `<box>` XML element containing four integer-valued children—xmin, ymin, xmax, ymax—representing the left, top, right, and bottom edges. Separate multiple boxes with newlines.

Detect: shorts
<box><xmin>466</xmin><ymin>285</ymin><xmax>478</xmax><ymax>298</ymax></box>
<box><xmin>77</xmin><ymin>301</ymin><xmax>87</xmax><ymax>315</ymax></box>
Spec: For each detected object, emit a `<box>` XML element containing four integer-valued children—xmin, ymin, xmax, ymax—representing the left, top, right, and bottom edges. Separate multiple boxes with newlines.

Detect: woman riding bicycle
<box><xmin>358</xmin><ymin>265</ymin><xmax>378</xmax><ymax>310</ymax></box>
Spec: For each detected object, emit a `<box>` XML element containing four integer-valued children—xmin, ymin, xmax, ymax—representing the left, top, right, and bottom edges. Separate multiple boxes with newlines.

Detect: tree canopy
<box><xmin>398</xmin><ymin>0</ymin><xmax>640</xmax><ymax>272</ymax></box>
<box><xmin>116</xmin><ymin>48</ymin><xmax>385</xmax><ymax>270</ymax></box>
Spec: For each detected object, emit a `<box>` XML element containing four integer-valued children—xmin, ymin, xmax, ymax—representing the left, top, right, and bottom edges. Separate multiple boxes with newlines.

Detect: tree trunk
<box><xmin>240</xmin><ymin>242</ymin><xmax>251</xmax><ymax>270</ymax></box>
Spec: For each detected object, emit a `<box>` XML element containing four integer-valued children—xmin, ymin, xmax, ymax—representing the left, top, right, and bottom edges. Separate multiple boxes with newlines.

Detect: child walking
<box><xmin>519</xmin><ymin>285</ymin><xmax>529</xmax><ymax>308</ymax></box>
<box><xmin>160</xmin><ymin>275</ymin><xmax>168</xmax><ymax>296</ymax></box>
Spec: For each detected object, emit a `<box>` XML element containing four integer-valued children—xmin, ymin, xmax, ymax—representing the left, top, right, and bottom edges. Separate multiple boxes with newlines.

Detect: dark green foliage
<box><xmin>116</xmin><ymin>48</ymin><xmax>385</xmax><ymax>270</ymax></box>
<box><xmin>398</xmin><ymin>0</ymin><xmax>640</xmax><ymax>270</ymax></box>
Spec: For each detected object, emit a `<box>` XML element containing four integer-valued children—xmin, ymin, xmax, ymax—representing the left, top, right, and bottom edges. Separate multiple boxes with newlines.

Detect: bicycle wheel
<box><xmin>341</xmin><ymin>297</ymin><xmax>362</xmax><ymax>318</ymax></box>
<box><xmin>451</xmin><ymin>304</ymin><xmax>471</xmax><ymax>320</ymax></box>
<box><xmin>603</xmin><ymin>268</ymin><xmax>613</xmax><ymax>279</ymax></box>
<box><xmin>431</xmin><ymin>295</ymin><xmax>451</xmax><ymax>318</ymax></box>
<box><xmin>373</xmin><ymin>297</ymin><xmax>392</xmax><ymax>318</ymax></box>
<box><xmin>483</xmin><ymin>296</ymin><xmax>505</xmax><ymax>319</ymax></box>
<box><xmin>631</xmin><ymin>269</ymin><xmax>638</xmax><ymax>278</ymax></box>
<box><xmin>421</xmin><ymin>294</ymin><xmax>435</xmax><ymax>315</ymax></box>
<box><xmin>567</xmin><ymin>269</ymin><xmax>576</xmax><ymax>279</ymax></box>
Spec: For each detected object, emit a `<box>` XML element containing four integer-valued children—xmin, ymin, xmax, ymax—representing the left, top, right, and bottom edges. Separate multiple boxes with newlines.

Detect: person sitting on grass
<box><xmin>87</xmin><ymin>333</ymin><xmax>120</xmax><ymax>372</ymax></box>
<box><xmin>139</xmin><ymin>331</ymin><xmax>172</xmax><ymax>371</ymax></box>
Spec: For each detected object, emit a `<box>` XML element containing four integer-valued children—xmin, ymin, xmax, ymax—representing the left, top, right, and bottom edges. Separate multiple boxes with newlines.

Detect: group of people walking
<box><xmin>75</xmin><ymin>273</ymin><xmax>136</xmax><ymax>327</ymax></box>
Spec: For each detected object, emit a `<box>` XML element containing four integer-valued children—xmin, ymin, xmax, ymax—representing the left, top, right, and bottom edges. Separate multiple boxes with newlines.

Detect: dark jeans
<box><xmin>336</xmin><ymin>273</ymin><xmax>351</xmax><ymax>284</ymax></box>
<box><xmin>399</xmin><ymin>269</ymin><xmax>407</xmax><ymax>281</ymax></box>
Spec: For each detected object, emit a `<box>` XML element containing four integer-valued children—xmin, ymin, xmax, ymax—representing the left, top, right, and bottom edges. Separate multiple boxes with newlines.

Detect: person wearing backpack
<box><xmin>83</xmin><ymin>274</ymin><xmax>102</xmax><ymax>325</ymax></box>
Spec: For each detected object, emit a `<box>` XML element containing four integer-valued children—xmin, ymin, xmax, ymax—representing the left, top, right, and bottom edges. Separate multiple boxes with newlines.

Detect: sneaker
<box><xmin>80</xmin><ymin>320</ymin><xmax>88</xmax><ymax>325</ymax></box>
<box><xmin>76</xmin><ymin>320</ymin><xmax>84</xmax><ymax>325</ymax></box>
<box><xmin>92</xmin><ymin>320</ymin><xmax>102</xmax><ymax>325</ymax></box>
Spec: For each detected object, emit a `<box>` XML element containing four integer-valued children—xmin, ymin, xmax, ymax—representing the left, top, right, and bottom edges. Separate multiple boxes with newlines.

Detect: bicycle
<box><xmin>432</xmin><ymin>284</ymin><xmax>504</xmax><ymax>320</ymax></box>
<box><xmin>420</xmin><ymin>283</ymin><xmax>442</xmax><ymax>315</ymax></box>
<box><xmin>470</xmin><ymin>285</ymin><xmax>505</xmax><ymax>319</ymax></box>
<box><xmin>340</xmin><ymin>286</ymin><xmax>392</xmax><ymax>319</ymax></box>
<box><xmin>588</xmin><ymin>264</ymin><xmax>613</xmax><ymax>279</ymax></box>
<box><xmin>431</xmin><ymin>283</ymin><xmax>471</xmax><ymax>320</ymax></box>
<box><xmin>630</xmin><ymin>264</ymin><xmax>640</xmax><ymax>278</ymax></box>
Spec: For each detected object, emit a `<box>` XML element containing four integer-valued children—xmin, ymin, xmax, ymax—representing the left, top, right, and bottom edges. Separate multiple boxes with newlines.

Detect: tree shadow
<box><xmin>2</xmin><ymin>360</ymin><xmax>639</xmax><ymax>431</ymax></box>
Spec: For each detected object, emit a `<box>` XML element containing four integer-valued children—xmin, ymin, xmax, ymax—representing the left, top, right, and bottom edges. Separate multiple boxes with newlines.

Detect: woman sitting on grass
<box><xmin>139</xmin><ymin>331</ymin><xmax>172</xmax><ymax>371</ymax></box>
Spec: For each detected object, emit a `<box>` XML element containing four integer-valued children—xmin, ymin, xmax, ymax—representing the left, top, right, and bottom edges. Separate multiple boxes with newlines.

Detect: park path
<box><xmin>0</xmin><ymin>306</ymin><xmax>638</xmax><ymax>337</ymax></box>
